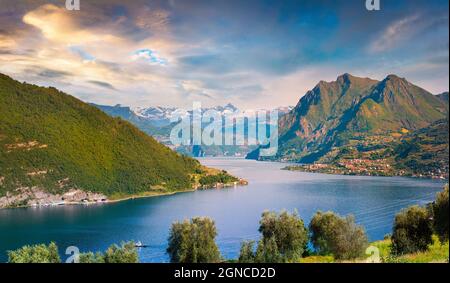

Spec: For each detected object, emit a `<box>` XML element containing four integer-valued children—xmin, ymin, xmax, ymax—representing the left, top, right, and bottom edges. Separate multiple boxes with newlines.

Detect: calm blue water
<box><xmin>0</xmin><ymin>158</ymin><xmax>445</xmax><ymax>262</ymax></box>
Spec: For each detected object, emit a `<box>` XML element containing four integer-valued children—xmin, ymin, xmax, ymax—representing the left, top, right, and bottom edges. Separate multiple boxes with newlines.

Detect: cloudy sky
<box><xmin>0</xmin><ymin>0</ymin><xmax>448</xmax><ymax>108</ymax></box>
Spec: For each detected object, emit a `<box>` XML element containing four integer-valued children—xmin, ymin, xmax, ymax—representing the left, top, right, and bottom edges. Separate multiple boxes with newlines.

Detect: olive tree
<box><xmin>238</xmin><ymin>237</ymin><xmax>284</xmax><ymax>263</ymax></box>
<box><xmin>167</xmin><ymin>217</ymin><xmax>221</xmax><ymax>263</ymax></box>
<box><xmin>391</xmin><ymin>205</ymin><xmax>433</xmax><ymax>255</ymax></box>
<box><xmin>78</xmin><ymin>242</ymin><xmax>139</xmax><ymax>263</ymax></box>
<box><xmin>103</xmin><ymin>242</ymin><xmax>139</xmax><ymax>263</ymax></box>
<box><xmin>238</xmin><ymin>240</ymin><xmax>256</xmax><ymax>263</ymax></box>
<box><xmin>8</xmin><ymin>242</ymin><xmax>61</xmax><ymax>263</ymax></box>
<box><xmin>433</xmin><ymin>185</ymin><xmax>449</xmax><ymax>243</ymax></box>
<box><xmin>238</xmin><ymin>210</ymin><xmax>308</xmax><ymax>263</ymax></box>
<box><xmin>79</xmin><ymin>252</ymin><xmax>106</xmax><ymax>263</ymax></box>
<box><xmin>309</xmin><ymin>211</ymin><xmax>368</xmax><ymax>260</ymax></box>
<box><xmin>258</xmin><ymin>210</ymin><xmax>308</xmax><ymax>262</ymax></box>
<box><xmin>254</xmin><ymin>236</ymin><xmax>283</xmax><ymax>263</ymax></box>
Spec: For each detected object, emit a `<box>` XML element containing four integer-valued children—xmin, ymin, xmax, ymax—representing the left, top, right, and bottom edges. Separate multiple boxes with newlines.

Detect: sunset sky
<box><xmin>0</xmin><ymin>0</ymin><xmax>448</xmax><ymax>108</ymax></box>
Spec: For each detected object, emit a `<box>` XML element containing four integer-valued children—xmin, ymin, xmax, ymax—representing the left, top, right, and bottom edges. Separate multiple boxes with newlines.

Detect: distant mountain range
<box><xmin>92</xmin><ymin>103</ymin><xmax>293</xmax><ymax>157</ymax></box>
<box><xmin>133</xmin><ymin>103</ymin><xmax>240</xmax><ymax>127</ymax></box>
<box><xmin>248</xmin><ymin>74</ymin><xmax>448</xmax><ymax>179</ymax></box>
<box><xmin>0</xmin><ymin>73</ymin><xmax>238</xmax><ymax>208</ymax></box>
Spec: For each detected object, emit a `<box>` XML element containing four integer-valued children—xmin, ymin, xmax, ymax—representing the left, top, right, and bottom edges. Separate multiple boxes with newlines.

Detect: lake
<box><xmin>0</xmin><ymin>158</ymin><xmax>445</xmax><ymax>262</ymax></box>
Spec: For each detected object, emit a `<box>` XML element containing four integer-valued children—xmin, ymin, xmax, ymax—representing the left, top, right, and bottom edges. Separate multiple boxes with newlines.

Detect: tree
<box><xmin>103</xmin><ymin>242</ymin><xmax>139</xmax><ymax>263</ymax></box>
<box><xmin>257</xmin><ymin>210</ymin><xmax>308</xmax><ymax>262</ymax></box>
<box><xmin>8</xmin><ymin>242</ymin><xmax>61</xmax><ymax>263</ymax></box>
<box><xmin>254</xmin><ymin>237</ymin><xmax>282</xmax><ymax>263</ymax></box>
<box><xmin>79</xmin><ymin>252</ymin><xmax>105</xmax><ymax>263</ymax></box>
<box><xmin>391</xmin><ymin>205</ymin><xmax>433</xmax><ymax>255</ymax></box>
<box><xmin>167</xmin><ymin>217</ymin><xmax>221</xmax><ymax>263</ymax></box>
<box><xmin>78</xmin><ymin>242</ymin><xmax>138</xmax><ymax>263</ymax></box>
<box><xmin>238</xmin><ymin>241</ymin><xmax>256</xmax><ymax>263</ymax></box>
<box><xmin>433</xmin><ymin>185</ymin><xmax>449</xmax><ymax>242</ymax></box>
<box><xmin>309</xmin><ymin>211</ymin><xmax>368</xmax><ymax>260</ymax></box>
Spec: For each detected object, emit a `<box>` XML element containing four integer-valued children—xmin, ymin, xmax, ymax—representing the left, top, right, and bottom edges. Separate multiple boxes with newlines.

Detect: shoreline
<box><xmin>0</xmin><ymin>179</ymin><xmax>248</xmax><ymax>210</ymax></box>
<box><xmin>281</xmin><ymin>165</ymin><xmax>449</xmax><ymax>181</ymax></box>
<box><xmin>202</xmin><ymin>157</ymin><xmax>448</xmax><ymax>181</ymax></box>
<box><xmin>107</xmin><ymin>179</ymin><xmax>248</xmax><ymax>204</ymax></box>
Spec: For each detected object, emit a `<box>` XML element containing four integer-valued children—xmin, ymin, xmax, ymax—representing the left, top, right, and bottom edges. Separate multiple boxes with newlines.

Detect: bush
<box><xmin>382</xmin><ymin>235</ymin><xmax>449</xmax><ymax>263</ymax></box>
<box><xmin>391</xmin><ymin>205</ymin><xmax>433</xmax><ymax>255</ymax></box>
<box><xmin>8</xmin><ymin>242</ymin><xmax>60</xmax><ymax>263</ymax></box>
<box><xmin>167</xmin><ymin>217</ymin><xmax>222</xmax><ymax>263</ymax></box>
<box><xmin>309</xmin><ymin>211</ymin><xmax>368</xmax><ymax>260</ymax></box>
<box><xmin>433</xmin><ymin>185</ymin><xmax>449</xmax><ymax>242</ymax></box>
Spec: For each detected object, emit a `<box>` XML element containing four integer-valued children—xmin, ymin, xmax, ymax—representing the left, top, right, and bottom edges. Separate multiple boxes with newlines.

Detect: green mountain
<box><xmin>0</xmin><ymin>73</ymin><xmax>237</xmax><ymax>208</ymax></box>
<box><xmin>437</xmin><ymin>92</ymin><xmax>449</xmax><ymax>103</ymax></box>
<box><xmin>249</xmin><ymin>74</ymin><xmax>448</xmax><ymax>178</ymax></box>
<box><xmin>395</xmin><ymin>119</ymin><xmax>449</xmax><ymax>177</ymax></box>
<box><xmin>275</xmin><ymin>74</ymin><xmax>379</xmax><ymax>162</ymax></box>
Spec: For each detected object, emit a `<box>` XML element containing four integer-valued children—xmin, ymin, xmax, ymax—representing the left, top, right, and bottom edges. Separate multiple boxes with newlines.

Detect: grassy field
<box><xmin>372</xmin><ymin>236</ymin><xmax>449</xmax><ymax>263</ymax></box>
<box><xmin>299</xmin><ymin>236</ymin><xmax>449</xmax><ymax>263</ymax></box>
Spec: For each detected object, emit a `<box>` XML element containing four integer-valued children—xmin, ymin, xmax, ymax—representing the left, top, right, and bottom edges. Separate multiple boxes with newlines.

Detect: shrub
<box><xmin>167</xmin><ymin>217</ymin><xmax>221</xmax><ymax>263</ymax></box>
<box><xmin>433</xmin><ymin>185</ymin><xmax>449</xmax><ymax>242</ymax></box>
<box><xmin>383</xmin><ymin>235</ymin><xmax>449</xmax><ymax>263</ymax></box>
<box><xmin>8</xmin><ymin>242</ymin><xmax>60</xmax><ymax>263</ymax></box>
<box><xmin>391</xmin><ymin>205</ymin><xmax>433</xmax><ymax>255</ymax></box>
<box><xmin>309</xmin><ymin>211</ymin><xmax>368</xmax><ymax>260</ymax></box>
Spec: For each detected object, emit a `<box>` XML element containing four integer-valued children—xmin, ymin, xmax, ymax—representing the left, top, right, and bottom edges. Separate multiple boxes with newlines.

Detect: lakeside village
<box><xmin>284</xmin><ymin>158</ymin><xmax>448</xmax><ymax>180</ymax></box>
<box><xmin>281</xmin><ymin>131</ymin><xmax>448</xmax><ymax>180</ymax></box>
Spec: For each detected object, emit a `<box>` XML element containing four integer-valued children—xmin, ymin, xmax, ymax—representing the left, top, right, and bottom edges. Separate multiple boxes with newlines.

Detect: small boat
<box><xmin>134</xmin><ymin>241</ymin><xmax>148</xmax><ymax>248</ymax></box>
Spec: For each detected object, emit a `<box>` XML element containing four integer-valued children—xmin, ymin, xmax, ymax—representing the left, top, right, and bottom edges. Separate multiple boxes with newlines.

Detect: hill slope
<box><xmin>395</xmin><ymin>119</ymin><xmax>449</xmax><ymax>177</ymax></box>
<box><xmin>285</xmin><ymin>119</ymin><xmax>449</xmax><ymax>178</ymax></box>
<box><xmin>0</xmin><ymin>73</ymin><xmax>237</xmax><ymax>208</ymax></box>
<box><xmin>437</xmin><ymin>92</ymin><xmax>449</xmax><ymax>103</ymax></box>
